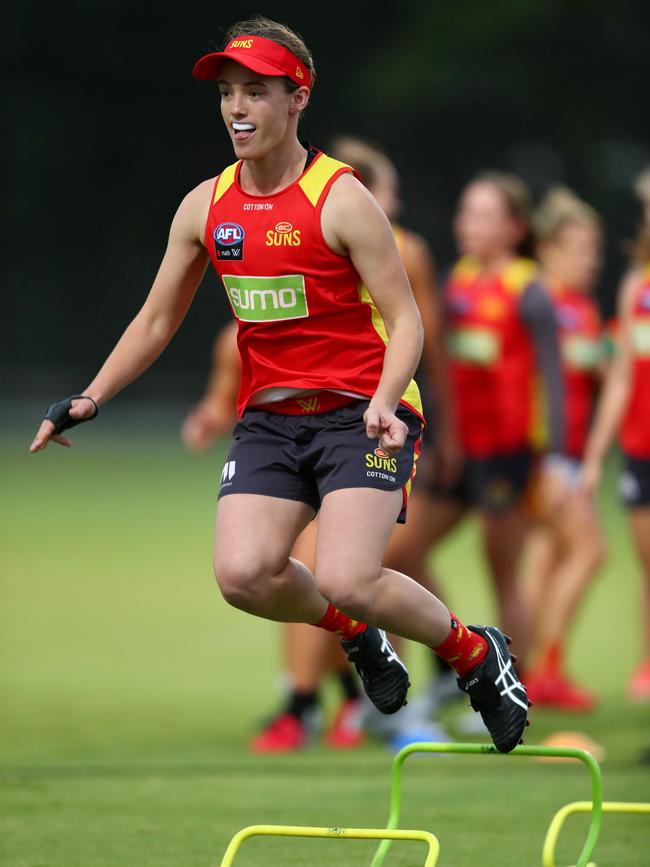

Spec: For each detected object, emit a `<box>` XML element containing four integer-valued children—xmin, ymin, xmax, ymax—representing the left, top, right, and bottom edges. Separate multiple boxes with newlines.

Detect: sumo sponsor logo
<box><xmin>222</xmin><ymin>274</ymin><xmax>308</xmax><ymax>322</ymax></box>
<box><xmin>214</xmin><ymin>222</ymin><xmax>245</xmax><ymax>260</ymax></box>
<box><xmin>266</xmin><ymin>221</ymin><xmax>301</xmax><ymax>247</ymax></box>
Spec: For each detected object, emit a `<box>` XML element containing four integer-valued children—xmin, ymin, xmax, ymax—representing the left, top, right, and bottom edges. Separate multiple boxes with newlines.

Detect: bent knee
<box><xmin>315</xmin><ymin>568</ymin><xmax>377</xmax><ymax>617</ymax></box>
<box><xmin>214</xmin><ymin>557</ymin><xmax>269</xmax><ymax>611</ymax></box>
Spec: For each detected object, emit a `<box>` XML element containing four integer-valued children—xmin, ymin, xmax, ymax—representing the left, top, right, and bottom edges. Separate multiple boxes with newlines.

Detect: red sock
<box><xmin>315</xmin><ymin>603</ymin><xmax>367</xmax><ymax>640</ymax></box>
<box><xmin>532</xmin><ymin>642</ymin><xmax>563</xmax><ymax>675</ymax></box>
<box><xmin>432</xmin><ymin>613</ymin><xmax>488</xmax><ymax>677</ymax></box>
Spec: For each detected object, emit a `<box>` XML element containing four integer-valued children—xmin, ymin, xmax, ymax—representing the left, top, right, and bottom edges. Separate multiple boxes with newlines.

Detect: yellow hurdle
<box><xmin>542</xmin><ymin>800</ymin><xmax>650</xmax><ymax>867</ymax></box>
<box><xmin>218</xmin><ymin>824</ymin><xmax>440</xmax><ymax>867</ymax></box>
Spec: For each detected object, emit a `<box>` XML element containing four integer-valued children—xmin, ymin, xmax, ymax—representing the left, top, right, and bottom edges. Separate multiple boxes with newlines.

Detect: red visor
<box><xmin>192</xmin><ymin>34</ymin><xmax>311</xmax><ymax>89</ymax></box>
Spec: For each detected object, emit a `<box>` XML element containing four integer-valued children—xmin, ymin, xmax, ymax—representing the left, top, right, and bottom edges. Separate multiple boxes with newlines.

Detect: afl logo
<box><xmin>215</xmin><ymin>222</ymin><xmax>244</xmax><ymax>246</ymax></box>
<box><xmin>214</xmin><ymin>222</ymin><xmax>245</xmax><ymax>260</ymax></box>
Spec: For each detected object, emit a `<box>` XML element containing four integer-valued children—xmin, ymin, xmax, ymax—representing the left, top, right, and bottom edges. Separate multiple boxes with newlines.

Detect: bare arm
<box><xmin>321</xmin><ymin>174</ymin><xmax>423</xmax><ymax>455</ymax></box>
<box><xmin>518</xmin><ymin>281</ymin><xmax>565</xmax><ymax>455</ymax></box>
<box><xmin>401</xmin><ymin>230</ymin><xmax>461</xmax><ymax>482</ymax></box>
<box><xmin>182</xmin><ymin>320</ymin><xmax>240</xmax><ymax>451</ymax></box>
<box><xmin>31</xmin><ymin>179</ymin><xmax>213</xmax><ymax>452</ymax></box>
<box><xmin>581</xmin><ymin>269</ymin><xmax>639</xmax><ymax>493</ymax></box>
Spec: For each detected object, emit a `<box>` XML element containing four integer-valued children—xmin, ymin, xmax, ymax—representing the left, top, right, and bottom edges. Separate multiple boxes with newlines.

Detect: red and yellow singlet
<box><xmin>445</xmin><ymin>257</ymin><xmax>538</xmax><ymax>457</ymax></box>
<box><xmin>551</xmin><ymin>284</ymin><xmax>602</xmax><ymax>458</ymax></box>
<box><xmin>204</xmin><ymin>149</ymin><xmax>422</xmax><ymax>419</ymax></box>
<box><xmin>621</xmin><ymin>265</ymin><xmax>650</xmax><ymax>458</ymax></box>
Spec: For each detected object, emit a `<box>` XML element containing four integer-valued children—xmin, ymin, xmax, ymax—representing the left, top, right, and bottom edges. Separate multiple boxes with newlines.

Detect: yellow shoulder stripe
<box><xmin>299</xmin><ymin>154</ymin><xmax>352</xmax><ymax>207</ymax></box>
<box><xmin>358</xmin><ymin>281</ymin><xmax>423</xmax><ymax>417</ymax></box>
<box><xmin>502</xmin><ymin>257</ymin><xmax>538</xmax><ymax>294</ymax></box>
<box><xmin>213</xmin><ymin>162</ymin><xmax>239</xmax><ymax>205</ymax></box>
<box><xmin>451</xmin><ymin>256</ymin><xmax>481</xmax><ymax>283</ymax></box>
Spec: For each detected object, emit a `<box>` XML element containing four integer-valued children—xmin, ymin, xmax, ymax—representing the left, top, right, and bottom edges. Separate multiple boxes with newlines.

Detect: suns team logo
<box><xmin>214</xmin><ymin>222</ymin><xmax>245</xmax><ymax>260</ymax></box>
<box><xmin>365</xmin><ymin>447</ymin><xmax>397</xmax><ymax>474</ymax></box>
<box><xmin>266</xmin><ymin>221</ymin><xmax>302</xmax><ymax>247</ymax></box>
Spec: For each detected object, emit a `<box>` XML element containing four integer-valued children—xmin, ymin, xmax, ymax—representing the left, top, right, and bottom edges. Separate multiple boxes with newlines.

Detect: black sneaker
<box><xmin>340</xmin><ymin>626</ymin><xmax>409</xmax><ymax>715</ymax></box>
<box><xmin>457</xmin><ymin>625</ymin><xmax>530</xmax><ymax>753</ymax></box>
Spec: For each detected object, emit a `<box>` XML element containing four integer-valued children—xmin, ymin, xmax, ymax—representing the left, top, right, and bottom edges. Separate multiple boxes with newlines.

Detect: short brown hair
<box><xmin>329</xmin><ymin>136</ymin><xmax>396</xmax><ymax>189</ymax></box>
<box><xmin>533</xmin><ymin>187</ymin><xmax>602</xmax><ymax>245</ymax></box>
<box><xmin>224</xmin><ymin>16</ymin><xmax>316</xmax><ymax>92</ymax></box>
<box><xmin>471</xmin><ymin>171</ymin><xmax>533</xmax><ymax>256</ymax></box>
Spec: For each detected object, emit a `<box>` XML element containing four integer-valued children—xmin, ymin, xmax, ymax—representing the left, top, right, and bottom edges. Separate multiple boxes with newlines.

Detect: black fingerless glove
<box><xmin>44</xmin><ymin>395</ymin><xmax>99</xmax><ymax>434</ymax></box>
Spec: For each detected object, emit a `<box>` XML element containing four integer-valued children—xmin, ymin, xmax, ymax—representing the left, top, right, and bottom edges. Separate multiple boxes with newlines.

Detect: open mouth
<box><xmin>232</xmin><ymin>122</ymin><xmax>256</xmax><ymax>143</ymax></box>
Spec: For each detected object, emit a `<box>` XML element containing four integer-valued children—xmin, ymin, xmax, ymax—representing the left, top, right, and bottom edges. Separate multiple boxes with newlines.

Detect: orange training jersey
<box><xmin>204</xmin><ymin>150</ymin><xmax>422</xmax><ymax>419</ymax></box>
<box><xmin>621</xmin><ymin>265</ymin><xmax>650</xmax><ymax>458</ymax></box>
<box><xmin>445</xmin><ymin>257</ymin><xmax>538</xmax><ymax>457</ymax></box>
<box><xmin>552</xmin><ymin>285</ymin><xmax>602</xmax><ymax>459</ymax></box>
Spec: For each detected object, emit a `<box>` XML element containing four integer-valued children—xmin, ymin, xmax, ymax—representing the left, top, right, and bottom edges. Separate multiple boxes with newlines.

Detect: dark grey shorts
<box><xmin>218</xmin><ymin>400</ymin><xmax>423</xmax><ymax>523</ymax></box>
<box><xmin>620</xmin><ymin>453</ymin><xmax>650</xmax><ymax>508</ymax></box>
<box><xmin>418</xmin><ymin>449</ymin><xmax>534</xmax><ymax>513</ymax></box>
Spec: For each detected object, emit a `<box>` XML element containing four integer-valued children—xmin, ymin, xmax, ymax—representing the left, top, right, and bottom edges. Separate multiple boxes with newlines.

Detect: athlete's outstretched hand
<box><xmin>364</xmin><ymin>401</ymin><xmax>408</xmax><ymax>457</ymax></box>
<box><xmin>30</xmin><ymin>396</ymin><xmax>98</xmax><ymax>453</ymax></box>
<box><xmin>181</xmin><ymin>401</ymin><xmax>235</xmax><ymax>452</ymax></box>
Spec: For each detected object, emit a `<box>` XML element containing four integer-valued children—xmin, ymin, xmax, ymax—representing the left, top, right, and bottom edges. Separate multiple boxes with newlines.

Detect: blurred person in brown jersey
<box><xmin>523</xmin><ymin>188</ymin><xmax>607</xmax><ymax>711</ymax></box>
<box><xmin>181</xmin><ymin>136</ymin><xmax>456</xmax><ymax>751</ymax></box>
<box><xmin>582</xmin><ymin>167</ymin><xmax>650</xmax><ymax>702</ymax></box>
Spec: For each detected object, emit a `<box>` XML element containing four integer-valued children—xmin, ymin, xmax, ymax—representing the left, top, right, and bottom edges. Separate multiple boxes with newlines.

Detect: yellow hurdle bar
<box><xmin>542</xmin><ymin>800</ymin><xmax>650</xmax><ymax>867</ymax></box>
<box><xmin>219</xmin><ymin>824</ymin><xmax>441</xmax><ymax>867</ymax></box>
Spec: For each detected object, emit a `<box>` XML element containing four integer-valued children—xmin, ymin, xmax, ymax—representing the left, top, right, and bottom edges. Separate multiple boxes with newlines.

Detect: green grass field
<box><xmin>2</xmin><ymin>409</ymin><xmax>649</xmax><ymax>866</ymax></box>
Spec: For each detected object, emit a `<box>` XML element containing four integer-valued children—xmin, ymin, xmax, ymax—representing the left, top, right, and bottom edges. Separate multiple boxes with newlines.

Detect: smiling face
<box><xmin>218</xmin><ymin>59</ymin><xmax>309</xmax><ymax>161</ymax></box>
<box><xmin>538</xmin><ymin>221</ymin><xmax>602</xmax><ymax>292</ymax></box>
<box><xmin>454</xmin><ymin>181</ymin><xmax>526</xmax><ymax>262</ymax></box>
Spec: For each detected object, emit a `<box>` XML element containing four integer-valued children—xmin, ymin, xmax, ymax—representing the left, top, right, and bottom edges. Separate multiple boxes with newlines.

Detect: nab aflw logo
<box><xmin>214</xmin><ymin>222</ymin><xmax>245</xmax><ymax>260</ymax></box>
<box><xmin>221</xmin><ymin>461</ymin><xmax>236</xmax><ymax>487</ymax></box>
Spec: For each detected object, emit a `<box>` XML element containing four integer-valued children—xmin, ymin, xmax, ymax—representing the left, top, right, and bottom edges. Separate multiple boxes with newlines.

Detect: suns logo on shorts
<box><xmin>365</xmin><ymin>447</ymin><xmax>397</xmax><ymax>474</ymax></box>
<box><xmin>266</xmin><ymin>222</ymin><xmax>301</xmax><ymax>247</ymax></box>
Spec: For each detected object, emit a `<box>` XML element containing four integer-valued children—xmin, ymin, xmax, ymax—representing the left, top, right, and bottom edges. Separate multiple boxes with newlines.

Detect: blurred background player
<box><xmin>582</xmin><ymin>166</ymin><xmax>650</xmax><ymax>702</ymax></box>
<box><xmin>383</xmin><ymin>172</ymin><xmax>566</xmax><ymax>697</ymax></box>
<box><xmin>182</xmin><ymin>320</ymin><xmax>239</xmax><ymax>450</ymax></box>
<box><xmin>182</xmin><ymin>136</ymin><xmax>456</xmax><ymax>751</ymax></box>
<box><xmin>522</xmin><ymin>188</ymin><xmax>607</xmax><ymax>711</ymax></box>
